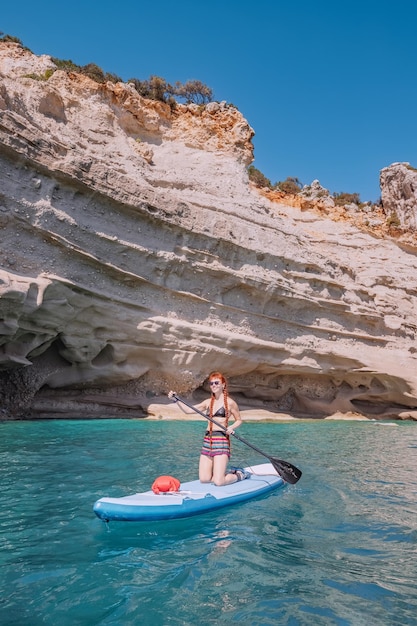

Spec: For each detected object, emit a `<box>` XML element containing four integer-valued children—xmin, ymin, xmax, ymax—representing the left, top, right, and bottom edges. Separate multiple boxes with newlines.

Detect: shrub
<box><xmin>52</xmin><ymin>57</ymin><xmax>81</xmax><ymax>73</ymax></box>
<box><xmin>0</xmin><ymin>32</ymin><xmax>23</xmax><ymax>45</ymax></box>
<box><xmin>51</xmin><ymin>58</ymin><xmax>121</xmax><ymax>84</ymax></box>
<box><xmin>169</xmin><ymin>80</ymin><xmax>213</xmax><ymax>105</ymax></box>
<box><xmin>145</xmin><ymin>75</ymin><xmax>169</xmax><ymax>101</ymax></box>
<box><xmin>386</xmin><ymin>211</ymin><xmax>401</xmax><ymax>228</ymax></box>
<box><xmin>103</xmin><ymin>71</ymin><xmax>123</xmax><ymax>84</ymax></box>
<box><xmin>333</xmin><ymin>191</ymin><xmax>361</xmax><ymax>206</ymax></box>
<box><xmin>79</xmin><ymin>63</ymin><xmax>112</xmax><ymax>83</ymax></box>
<box><xmin>127</xmin><ymin>78</ymin><xmax>149</xmax><ymax>97</ymax></box>
<box><xmin>127</xmin><ymin>75</ymin><xmax>169</xmax><ymax>101</ymax></box>
<box><xmin>274</xmin><ymin>177</ymin><xmax>302</xmax><ymax>194</ymax></box>
<box><xmin>128</xmin><ymin>77</ymin><xmax>213</xmax><ymax>105</ymax></box>
<box><xmin>81</xmin><ymin>63</ymin><xmax>106</xmax><ymax>82</ymax></box>
<box><xmin>248</xmin><ymin>166</ymin><xmax>272</xmax><ymax>188</ymax></box>
<box><xmin>24</xmin><ymin>68</ymin><xmax>55</xmax><ymax>81</ymax></box>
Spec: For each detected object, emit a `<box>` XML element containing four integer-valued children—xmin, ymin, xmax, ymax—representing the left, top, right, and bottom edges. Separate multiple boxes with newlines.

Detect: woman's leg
<box><xmin>212</xmin><ymin>454</ymin><xmax>237</xmax><ymax>486</ymax></box>
<box><xmin>199</xmin><ymin>454</ymin><xmax>214</xmax><ymax>482</ymax></box>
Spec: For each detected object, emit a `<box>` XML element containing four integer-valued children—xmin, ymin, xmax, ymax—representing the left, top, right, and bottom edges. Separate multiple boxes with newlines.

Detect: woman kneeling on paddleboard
<box><xmin>168</xmin><ymin>371</ymin><xmax>250</xmax><ymax>486</ymax></box>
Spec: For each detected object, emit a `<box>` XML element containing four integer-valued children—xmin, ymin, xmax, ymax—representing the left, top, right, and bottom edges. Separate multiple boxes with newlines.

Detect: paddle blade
<box><xmin>270</xmin><ymin>458</ymin><xmax>302</xmax><ymax>484</ymax></box>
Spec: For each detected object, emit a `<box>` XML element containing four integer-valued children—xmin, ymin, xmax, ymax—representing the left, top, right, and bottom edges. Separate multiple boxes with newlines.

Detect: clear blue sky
<box><xmin>2</xmin><ymin>0</ymin><xmax>417</xmax><ymax>202</ymax></box>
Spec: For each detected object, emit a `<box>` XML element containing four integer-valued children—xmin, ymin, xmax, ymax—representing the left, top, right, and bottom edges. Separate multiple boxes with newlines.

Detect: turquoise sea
<box><xmin>1</xmin><ymin>418</ymin><xmax>417</xmax><ymax>626</ymax></box>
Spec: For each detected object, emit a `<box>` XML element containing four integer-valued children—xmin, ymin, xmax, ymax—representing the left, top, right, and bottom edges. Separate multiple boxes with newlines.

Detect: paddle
<box><xmin>171</xmin><ymin>393</ymin><xmax>302</xmax><ymax>484</ymax></box>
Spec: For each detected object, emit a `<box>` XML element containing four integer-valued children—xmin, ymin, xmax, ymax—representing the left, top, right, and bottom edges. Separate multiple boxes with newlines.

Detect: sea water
<box><xmin>1</xmin><ymin>419</ymin><xmax>416</xmax><ymax>626</ymax></box>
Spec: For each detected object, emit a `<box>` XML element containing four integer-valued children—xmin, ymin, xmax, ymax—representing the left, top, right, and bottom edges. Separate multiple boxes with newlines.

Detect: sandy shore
<box><xmin>145</xmin><ymin>403</ymin><xmax>374</xmax><ymax>422</ymax></box>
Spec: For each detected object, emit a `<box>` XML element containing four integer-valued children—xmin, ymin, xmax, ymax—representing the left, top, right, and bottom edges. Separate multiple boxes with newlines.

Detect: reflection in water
<box><xmin>210</xmin><ymin>529</ymin><xmax>232</xmax><ymax>555</ymax></box>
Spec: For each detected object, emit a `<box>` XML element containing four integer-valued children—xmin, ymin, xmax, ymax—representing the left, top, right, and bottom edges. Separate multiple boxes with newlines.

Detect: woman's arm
<box><xmin>168</xmin><ymin>391</ymin><xmax>208</xmax><ymax>415</ymax></box>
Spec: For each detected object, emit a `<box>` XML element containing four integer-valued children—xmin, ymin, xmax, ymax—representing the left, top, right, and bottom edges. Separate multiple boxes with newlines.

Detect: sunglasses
<box><xmin>209</xmin><ymin>381</ymin><xmax>221</xmax><ymax>386</ymax></box>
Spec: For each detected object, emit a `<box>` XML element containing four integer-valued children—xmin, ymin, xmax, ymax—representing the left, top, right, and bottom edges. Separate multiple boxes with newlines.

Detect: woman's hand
<box><xmin>168</xmin><ymin>390</ymin><xmax>177</xmax><ymax>401</ymax></box>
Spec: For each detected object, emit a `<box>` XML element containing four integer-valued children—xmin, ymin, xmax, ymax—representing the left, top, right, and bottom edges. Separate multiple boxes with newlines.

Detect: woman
<box><xmin>168</xmin><ymin>372</ymin><xmax>250</xmax><ymax>486</ymax></box>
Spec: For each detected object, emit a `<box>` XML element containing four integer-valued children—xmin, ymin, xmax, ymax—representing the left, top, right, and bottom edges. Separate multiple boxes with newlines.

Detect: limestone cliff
<box><xmin>0</xmin><ymin>41</ymin><xmax>416</xmax><ymax>420</ymax></box>
<box><xmin>380</xmin><ymin>162</ymin><xmax>417</xmax><ymax>231</ymax></box>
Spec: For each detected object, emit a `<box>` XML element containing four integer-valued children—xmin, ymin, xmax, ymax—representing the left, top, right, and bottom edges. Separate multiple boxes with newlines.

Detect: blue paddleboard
<box><xmin>93</xmin><ymin>463</ymin><xmax>285</xmax><ymax>522</ymax></box>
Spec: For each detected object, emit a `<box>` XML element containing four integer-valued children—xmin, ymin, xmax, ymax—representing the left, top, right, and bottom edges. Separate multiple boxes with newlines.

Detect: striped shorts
<box><xmin>201</xmin><ymin>430</ymin><xmax>230</xmax><ymax>458</ymax></box>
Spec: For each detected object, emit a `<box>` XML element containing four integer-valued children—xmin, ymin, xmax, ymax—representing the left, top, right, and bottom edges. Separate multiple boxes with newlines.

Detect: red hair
<box><xmin>207</xmin><ymin>372</ymin><xmax>230</xmax><ymax>441</ymax></box>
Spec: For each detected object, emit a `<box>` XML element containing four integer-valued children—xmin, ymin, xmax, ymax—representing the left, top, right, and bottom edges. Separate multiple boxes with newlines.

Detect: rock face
<box><xmin>380</xmin><ymin>162</ymin><xmax>417</xmax><ymax>230</ymax></box>
<box><xmin>0</xmin><ymin>42</ymin><xmax>416</xmax><ymax>420</ymax></box>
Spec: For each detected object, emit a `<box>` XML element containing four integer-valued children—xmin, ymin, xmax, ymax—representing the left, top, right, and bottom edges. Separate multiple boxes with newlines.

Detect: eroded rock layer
<box><xmin>1</xmin><ymin>42</ymin><xmax>416</xmax><ymax>419</ymax></box>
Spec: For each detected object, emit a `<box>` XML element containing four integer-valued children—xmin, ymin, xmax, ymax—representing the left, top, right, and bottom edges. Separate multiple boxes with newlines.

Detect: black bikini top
<box><xmin>212</xmin><ymin>406</ymin><xmax>226</xmax><ymax>417</ymax></box>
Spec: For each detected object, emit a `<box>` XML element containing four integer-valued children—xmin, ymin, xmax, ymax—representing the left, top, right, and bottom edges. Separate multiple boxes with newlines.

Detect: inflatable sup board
<box><xmin>93</xmin><ymin>463</ymin><xmax>285</xmax><ymax>522</ymax></box>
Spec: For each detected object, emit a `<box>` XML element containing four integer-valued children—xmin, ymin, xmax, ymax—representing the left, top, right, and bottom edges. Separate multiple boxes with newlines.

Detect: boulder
<box><xmin>380</xmin><ymin>162</ymin><xmax>417</xmax><ymax>230</ymax></box>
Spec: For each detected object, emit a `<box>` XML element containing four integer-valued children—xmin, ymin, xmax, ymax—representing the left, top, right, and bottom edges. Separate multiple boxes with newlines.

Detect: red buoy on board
<box><xmin>151</xmin><ymin>475</ymin><xmax>181</xmax><ymax>494</ymax></box>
